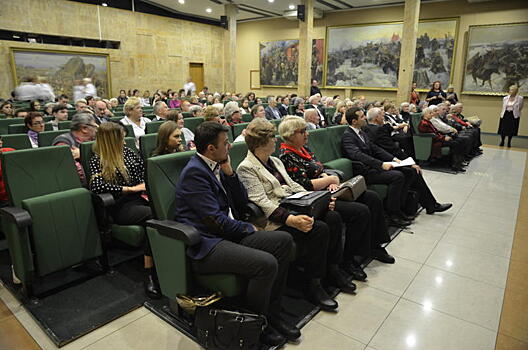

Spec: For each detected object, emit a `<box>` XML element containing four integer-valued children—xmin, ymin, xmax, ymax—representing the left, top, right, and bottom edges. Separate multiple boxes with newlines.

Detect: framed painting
<box><xmin>250</xmin><ymin>69</ymin><xmax>261</xmax><ymax>90</ymax></box>
<box><xmin>325</xmin><ymin>22</ymin><xmax>403</xmax><ymax>90</ymax></box>
<box><xmin>260</xmin><ymin>40</ymin><xmax>299</xmax><ymax>87</ymax></box>
<box><xmin>462</xmin><ymin>22</ymin><xmax>528</xmax><ymax>96</ymax></box>
<box><xmin>414</xmin><ymin>18</ymin><xmax>459</xmax><ymax>91</ymax></box>
<box><xmin>311</xmin><ymin>39</ymin><xmax>325</xmax><ymax>84</ymax></box>
<box><xmin>10</xmin><ymin>48</ymin><xmax>111</xmax><ymax>98</ymax></box>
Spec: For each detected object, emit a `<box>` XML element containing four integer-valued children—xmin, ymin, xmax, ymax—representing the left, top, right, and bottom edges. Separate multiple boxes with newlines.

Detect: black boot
<box><xmin>328</xmin><ymin>264</ymin><xmax>357</xmax><ymax>294</ymax></box>
<box><xmin>342</xmin><ymin>260</ymin><xmax>368</xmax><ymax>281</ymax></box>
<box><xmin>269</xmin><ymin>314</ymin><xmax>301</xmax><ymax>342</ymax></box>
<box><xmin>260</xmin><ymin>325</ymin><xmax>285</xmax><ymax>346</ymax></box>
<box><xmin>307</xmin><ymin>278</ymin><xmax>338</xmax><ymax>311</ymax></box>
<box><xmin>144</xmin><ymin>268</ymin><xmax>161</xmax><ymax>299</ymax></box>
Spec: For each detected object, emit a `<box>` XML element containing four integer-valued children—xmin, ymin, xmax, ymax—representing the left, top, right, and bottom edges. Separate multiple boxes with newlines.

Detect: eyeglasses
<box><xmin>84</xmin><ymin>124</ymin><xmax>98</xmax><ymax>129</ymax></box>
<box><xmin>295</xmin><ymin>128</ymin><xmax>307</xmax><ymax>134</ymax></box>
<box><xmin>32</xmin><ymin>121</ymin><xmax>45</xmax><ymax>126</ymax></box>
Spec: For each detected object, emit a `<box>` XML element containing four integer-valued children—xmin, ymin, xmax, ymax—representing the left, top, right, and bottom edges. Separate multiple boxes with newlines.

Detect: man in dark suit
<box><xmin>174</xmin><ymin>122</ymin><xmax>299</xmax><ymax>345</ymax></box>
<box><xmin>310</xmin><ymin>79</ymin><xmax>321</xmax><ymax>97</ymax></box>
<box><xmin>364</xmin><ymin>108</ymin><xmax>452</xmax><ymax>215</ymax></box>
<box><xmin>308</xmin><ymin>95</ymin><xmax>327</xmax><ymax>127</ymax></box>
<box><xmin>341</xmin><ymin>107</ymin><xmax>413</xmax><ymax>226</ymax></box>
<box><xmin>265</xmin><ymin>96</ymin><xmax>282</xmax><ymax>120</ymax></box>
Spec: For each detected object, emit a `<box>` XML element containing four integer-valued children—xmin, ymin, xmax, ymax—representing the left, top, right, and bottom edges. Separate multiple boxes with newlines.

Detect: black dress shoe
<box><xmin>399</xmin><ymin>213</ymin><xmax>415</xmax><ymax>221</ymax></box>
<box><xmin>269</xmin><ymin>316</ymin><xmax>301</xmax><ymax>341</ymax></box>
<box><xmin>387</xmin><ymin>216</ymin><xmax>412</xmax><ymax>227</ymax></box>
<box><xmin>452</xmin><ymin>166</ymin><xmax>466</xmax><ymax>172</ymax></box>
<box><xmin>372</xmin><ymin>248</ymin><xmax>395</xmax><ymax>264</ymax></box>
<box><xmin>307</xmin><ymin>279</ymin><xmax>338</xmax><ymax>311</ymax></box>
<box><xmin>434</xmin><ymin>202</ymin><xmax>452</xmax><ymax>213</ymax></box>
<box><xmin>342</xmin><ymin>261</ymin><xmax>367</xmax><ymax>281</ymax></box>
<box><xmin>144</xmin><ymin>274</ymin><xmax>161</xmax><ymax>299</ymax></box>
<box><xmin>260</xmin><ymin>326</ymin><xmax>285</xmax><ymax>346</ymax></box>
<box><xmin>327</xmin><ymin>265</ymin><xmax>357</xmax><ymax>294</ymax></box>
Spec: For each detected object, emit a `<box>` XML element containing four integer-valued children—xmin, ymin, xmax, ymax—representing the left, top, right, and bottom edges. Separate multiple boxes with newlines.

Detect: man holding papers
<box><xmin>342</xmin><ymin>107</ymin><xmax>451</xmax><ymax>225</ymax></box>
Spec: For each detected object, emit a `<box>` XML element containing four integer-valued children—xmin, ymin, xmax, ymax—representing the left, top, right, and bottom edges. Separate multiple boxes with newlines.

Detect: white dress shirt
<box><xmin>196</xmin><ymin>152</ymin><xmax>234</xmax><ymax>219</ymax></box>
<box><xmin>120</xmin><ymin>116</ymin><xmax>151</xmax><ymax>147</ymax></box>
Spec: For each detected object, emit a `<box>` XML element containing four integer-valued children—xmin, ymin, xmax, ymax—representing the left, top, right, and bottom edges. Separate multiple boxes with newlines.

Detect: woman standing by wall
<box><xmin>498</xmin><ymin>85</ymin><xmax>524</xmax><ymax>147</ymax></box>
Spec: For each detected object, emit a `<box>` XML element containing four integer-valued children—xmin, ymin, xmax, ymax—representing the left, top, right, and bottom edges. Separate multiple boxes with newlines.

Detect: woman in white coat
<box><xmin>498</xmin><ymin>85</ymin><xmax>524</xmax><ymax>147</ymax></box>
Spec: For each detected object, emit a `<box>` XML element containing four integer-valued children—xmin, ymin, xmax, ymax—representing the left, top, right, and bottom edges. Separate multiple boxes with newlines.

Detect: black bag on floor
<box><xmin>403</xmin><ymin>190</ymin><xmax>419</xmax><ymax>216</ymax></box>
<box><xmin>195</xmin><ymin>307</ymin><xmax>267</xmax><ymax>350</ymax></box>
<box><xmin>279</xmin><ymin>190</ymin><xmax>331</xmax><ymax>219</ymax></box>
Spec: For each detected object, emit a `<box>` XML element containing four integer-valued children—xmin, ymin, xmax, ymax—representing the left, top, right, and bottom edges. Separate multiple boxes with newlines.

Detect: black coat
<box><xmin>341</xmin><ymin>127</ymin><xmax>394</xmax><ymax>175</ymax></box>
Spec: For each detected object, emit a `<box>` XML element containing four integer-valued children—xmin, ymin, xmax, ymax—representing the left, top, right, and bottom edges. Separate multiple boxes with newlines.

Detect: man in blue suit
<box><xmin>174</xmin><ymin>122</ymin><xmax>299</xmax><ymax>345</ymax></box>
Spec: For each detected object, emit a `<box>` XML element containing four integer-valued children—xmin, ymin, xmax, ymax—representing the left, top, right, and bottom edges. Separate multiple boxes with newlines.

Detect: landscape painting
<box><xmin>260</xmin><ymin>40</ymin><xmax>299</xmax><ymax>87</ymax></box>
<box><xmin>311</xmin><ymin>39</ymin><xmax>325</xmax><ymax>84</ymax></box>
<box><xmin>413</xmin><ymin>19</ymin><xmax>458</xmax><ymax>90</ymax></box>
<box><xmin>10</xmin><ymin>48</ymin><xmax>110</xmax><ymax>98</ymax></box>
<box><xmin>462</xmin><ymin>22</ymin><xmax>528</xmax><ymax>95</ymax></box>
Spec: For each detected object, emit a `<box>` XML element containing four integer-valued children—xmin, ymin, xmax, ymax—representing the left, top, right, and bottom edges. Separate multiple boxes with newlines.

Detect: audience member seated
<box><xmin>444</xmin><ymin>104</ymin><xmax>482</xmax><ymax>156</ymax></box>
<box><xmin>109</xmin><ymin>98</ymin><xmax>119</xmax><ymax>111</ymax></box>
<box><xmin>43</xmin><ymin>102</ymin><xmax>55</xmax><ymax>116</ymax></box>
<box><xmin>364</xmin><ymin>108</ymin><xmax>452</xmax><ymax>214</ymax></box>
<box><xmin>13</xmin><ymin>108</ymin><xmax>29</xmax><ymax>119</ymax></box>
<box><xmin>93</xmin><ymin>100</ymin><xmax>111</xmax><ymax>125</ymax></box>
<box><xmin>89</xmin><ymin>122</ymin><xmax>159</xmax><ymax>299</ymax></box>
<box><xmin>1</xmin><ymin>101</ymin><xmax>15</xmax><ymax>118</ymax></box>
<box><xmin>450</xmin><ymin>103</ymin><xmax>482</xmax><ymax>155</ymax></box>
<box><xmin>140</xmin><ymin>91</ymin><xmax>151</xmax><ymax>107</ymax></box>
<box><xmin>341</xmin><ymin>107</ymin><xmax>414</xmax><ymax>227</ymax></box>
<box><xmin>250</xmin><ymin>104</ymin><xmax>266</xmax><ymax>120</ymax></box>
<box><xmin>168</xmin><ymin>110</ymin><xmax>195</xmax><ymax>150</ymax></box>
<box><xmin>276</xmin><ymin>96</ymin><xmax>288</xmax><ymax>116</ymax></box>
<box><xmin>304</xmin><ymin>109</ymin><xmax>320</xmax><ymax>130</ymax></box>
<box><xmin>120</xmin><ymin>97</ymin><xmax>151</xmax><ymax>147</ymax></box>
<box><xmin>434</xmin><ymin>104</ymin><xmax>473</xmax><ymax>157</ymax></box>
<box><xmin>29</xmin><ymin>100</ymin><xmax>41</xmax><ymax>112</ymax></box>
<box><xmin>333</xmin><ymin>101</ymin><xmax>347</xmax><ymax>125</ymax></box>
<box><xmin>24</xmin><ymin>112</ymin><xmax>45</xmax><ymax>148</ymax></box>
<box><xmin>75</xmin><ymin>99</ymin><xmax>89</xmax><ymax>113</ymax></box>
<box><xmin>278</xmin><ymin>116</ymin><xmax>395</xmax><ymax>275</ymax></box>
<box><xmin>151</xmin><ymin>121</ymin><xmax>184</xmax><ymax>156</ymax></box>
<box><xmin>293</xmin><ymin>97</ymin><xmax>305</xmax><ymax>117</ymax></box>
<box><xmin>57</xmin><ymin>94</ymin><xmax>73</xmax><ymax>108</ymax></box>
<box><xmin>308</xmin><ymin>95</ymin><xmax>326</xmax><ymax>127</ymax></box>
<box><xmin>0</xmin><ymin>136</ymin><xmax>15</xmax><ymax>207</ymax></box>
<box><xmin>224</xmin><ymin>101</ymin><xmax>243</xmax><ymax>126</ymax></box>
<box><xmin>419</xmin><ymin>107</ymin><xmax>468</xmax><ymax>172</ymax></box>
<box><xmin>240</xmin><ymin>98</ymin><xmax>251</xmax><ymax>114</ymax></box>
<box><xmin>204</xmin><ymin>105</ymin><xmax>228</xmax><ymax>126</ymax></box>
<box><xmin>180</xmin><ymin>100</ymin><xmax>191</xmax><ymax>113</ymax></box>
<box><xmin>173</xmin><ymin>121</ymin><xmax>298</xmax><ymax>345</ymax></box>
<box><xmin>188</xmin><ymin>104</ymin><xmax>203</xmax><ymax>118</ymax></box>
<box><xmin>117</xmin><ymin>90</ymin><xmax>128</xmax><ymax>105</ymax></box>
<box><xmin>265</xmin><ymin>96</ymin><xmax>282</xmax><ymax>120</ymax></box>
<box><xmin>399</xmin><ymin>102</ymin><xmax>411</xmax><ymax>124</ymax></box>
<box><xmin>152</xmin><ymin>101</ymin><xmax>168</xmax><ymax>121</ymax></box>
<box><xmin>426</xmin><ymin>81</ymin><xmax>447</xmax><ymax>106</ymax></box>
<box><xmin>237</xmin><ymin>118</ymin><xmax>355</xmax><ymax>310</ymax></box>
<box><xmin>49</xmin><ymin>104</ymin><xmax>68</xmax><ymax>130</ymax></box>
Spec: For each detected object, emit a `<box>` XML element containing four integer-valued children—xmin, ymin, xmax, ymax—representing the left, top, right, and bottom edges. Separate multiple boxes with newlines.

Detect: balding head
<box><xmin>94</xmin><ymin>100</ymin><xmax>107</xmax><ymax>117</ymax></box>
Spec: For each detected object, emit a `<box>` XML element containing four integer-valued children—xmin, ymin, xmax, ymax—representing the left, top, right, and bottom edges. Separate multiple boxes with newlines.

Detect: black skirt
<box><xmin>498</xmin><ymin>110</ymin><xmax>520</xmax><ymax>136</ymax></box>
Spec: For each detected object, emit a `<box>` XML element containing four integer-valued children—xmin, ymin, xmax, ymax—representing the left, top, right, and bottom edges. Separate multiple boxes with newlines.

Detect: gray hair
<box><xmin>75</xmin><ymin>98</ymin><xmax>87</xmax><ymax>106</ymax></box>
<box><xmin>189</xmin><ymin>104</ymin><xmax>202</xmax><ymax>115</ymax></box>
<box><xmin>153</xmin><ymin>101</ymin><xmax>167</xmax><ymax>115</ymax></box>
<box><xmin>223</xmin><ymin>101</ymin><xmax>240</xmax><ymax>118</ymax></box>
<box><xmin>366</xmin><ymin>107</ymin><xmax>382</xmax><ymax>122</ymax></box>
<box><xmin>400</xmin><ymin>102</ymin><xmax>410</xmax><ymax>108</ymax></box>
<box><xmin>267</xmin><ymin>96</ymin><xmax>275</xmax><ymax>104</ymax></box>
<box><xmin>71</xmin><ymin>113</ymin><xmax>96</xmax><ymax>131</ymax></box>
<box><xmin>304</xmin><ymin>108</ymin><xmax>318</xmax><ymax>121</ymax></box>
<box><xmin>308</xmin><ymin>95</ymin><xmax>319</xmax><ymax>104</ymax></box>
<box><xmin>278</xmin><ymin>115</ymin><xmax>307</xmax><ymax>140</ymax></box>
<box><xmin>292</xmin><ymin>97</ymin><xmax>304</xmax><ymax>107</ymax></box>
<box><xmin>109</xmin><ymin>98</ymin><xmax>118</xmax><ymax>104</ymax></box>
<box><xmin>422</xmin><ymin>107</ymin><xmax>435</xmax><ymax>118</ymax></box>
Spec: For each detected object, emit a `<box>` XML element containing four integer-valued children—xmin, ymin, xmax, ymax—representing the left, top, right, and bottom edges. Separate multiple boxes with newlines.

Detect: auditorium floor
<box><xmin>1</xmin><ymin>145</ymin><xmax>527</xmax><ymax>350</ymax></box>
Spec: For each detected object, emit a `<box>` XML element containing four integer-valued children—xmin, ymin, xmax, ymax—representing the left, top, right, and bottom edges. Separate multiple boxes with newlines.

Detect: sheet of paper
<box><xmin>388</xmin><ymin>157</ymin><xmax>416</xmax><ymax>168</ymax></box>
<box><xmin>286</xmin><ymin>191</ymin><xmax>311</xmax><ymax>199</ymax></box>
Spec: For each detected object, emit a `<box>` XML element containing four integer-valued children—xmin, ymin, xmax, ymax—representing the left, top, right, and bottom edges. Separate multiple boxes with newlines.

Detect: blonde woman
<box><xmin>89</xmin><ymin>122</ymin><xmax>160</xmax><ymax>299</ymax></box>
<box><xmin>498</xmin><ymin>85</ymin><xmax>524</xmax><ymax>147</ymax></box>
<box><xmin>120</xmin><ymin>97</ymin><xmax>151</xmax><ymax>147</ymax></box>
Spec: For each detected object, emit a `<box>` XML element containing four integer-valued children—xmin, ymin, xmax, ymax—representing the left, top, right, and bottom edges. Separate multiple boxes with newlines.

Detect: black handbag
<box><xmin>279</xmin><ymin>190</ymin><xmax>331</xmax><ymax>219</ymax></box>
<box><xmin>195</xmin><ymin>307</ymin><xmax>267</xmax><ymax>350</ymax></box>
<box><xmin>324</xmin><ymin>169</ymin><xmax>345</xmax><ymax>181</ymax></box>
<box><xmin>331</xmin><ymin>175</ymin><xmax>367</xmax><ymax>202</ymax></box>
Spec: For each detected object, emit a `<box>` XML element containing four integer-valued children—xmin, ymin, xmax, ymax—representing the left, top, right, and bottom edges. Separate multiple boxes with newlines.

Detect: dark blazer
<box><xmin>341</xmin><ymin>127</ymin><xmax>394</xmax><ymax>174</ymax></box>
<box><xmin>265</xmin><ymin>106</ymin><xmax>281</xmax><ymax>120</ymax></box>
<box><xmin>174</xmin><ymin>155</ymin><xmax>255</xmax><ymax>260</ymax></box>
<box><xmin>363</xmin><ymin>123</ymin><xmax>408</xmax><ymax>160</ymax></box>
<box><xmin>310</xmin><ymin>86</ymin><xmax>321</xmax><ymax>96</ymax></box>
<box><xmin>278</xmin><ymin>104</ymin><xmax>288</xmax><ymax>117</ymax></box>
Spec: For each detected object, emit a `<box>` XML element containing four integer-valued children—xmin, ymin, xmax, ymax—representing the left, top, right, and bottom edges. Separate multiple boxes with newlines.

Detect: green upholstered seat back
<box><xmin>146</xmin><ymin>121</ymin><xmax>164</xmax><ymax>134</ymax></box>
<box><xmin>21</xmin><ymin>188</ymin><xmax>102</xmax><ymax>276</ymax></box>
<box><xmin>139</xmin><ymin>133</ymin><xmax>158</xmax><ymax>160</ymax></box>
<box><xmin>233</xmin><ymin>122</ymin><xmax>249</xmax><ymax>139</ymax></box>
<box><xmin>183</xmin><ymin>117</ymin><xmax>204</xmax><ymax>133</ymax></box>
<box><xmin>2</xmin><ymin>146</ymin><xmax>80</xmax><ymax>207</ymax></box>
<box><xmin>230</xmin><ymin>142</ymin><xmax>248</xmax><ymax>171</ymax></box>
<box><xmin>327</xmin><ymin>125</ymin><xmax>349</xmax><ymax>158</ymax></box>
<box><xmin>1</xmin><ymin>134</ymin><xmax>32</xmax><ymax>149</ymax></box>
<box><xmin>307</xmin><ymin>128</ymin><xmax>334</xmax><ymax>163</ymax></box>
<box><xmin>0</xmin><ymin>118</ymin><xmax>24</xmax><ymax>135</ymax></box>
<box><xmin>242</xmin><ymin>114</ymin><xmax>252</xmax><ymax>122</ymax></box>
<box><xmin>146</xmin><ymin>150</ymin><xmax>196</xmax><ymax>220</ymax></box>
<box><xmin>38</xmin><ymin>130</ymin><xmax>68</xmax><ymax>147</ymax></box>
<box><xmin>411</xmin><ymin>113</ymin><xmax>423</xmax><ymax>133</ymax></box>
<box><xmin>8</xmin><ymin>123</ymin><xmax>52</xmax><ymax>134</ymax></box>
<box><xmin>58</xmin><ymin>121</ymin><xmax>72</xmax><ymax>130</ymax></box>
<box><xmin>270</xmin><ymin>119</ymin><xmax>282</xmax><ymax>128</ymax></box>
<box><xmin>182</xmin><ymin>112</ymin><xmax>192</xmax><ymax>118</ymax></box>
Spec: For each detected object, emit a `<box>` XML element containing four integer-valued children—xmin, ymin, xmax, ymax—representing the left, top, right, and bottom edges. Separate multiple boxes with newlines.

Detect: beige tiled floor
<box><xmin>0</xmin><ymin>146</ymin><xmax>526</xmax><ymax>350</ymax></box>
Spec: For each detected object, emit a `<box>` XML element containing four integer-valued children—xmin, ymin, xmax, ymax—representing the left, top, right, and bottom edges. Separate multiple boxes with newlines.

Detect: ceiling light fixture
<box><xmin>268</xmin><ymin>0</ymin><xmax>275</xmax><ymax>3</ymax></box>
<box><xmin>206</xmin><ymin>8</ymin><xmax>212</xmax><ymax>13</ymax></box>
<box><xmin>289</xmin><ymin>4</ymin><xmax>295</xmax><ymax>10</ymax></box>
<box><xmin>178</xmin><ymin>0</ymin><xmax>184</xmax><ymax>4</ymax></box>
<box><xmin>101</xmin><ymin>2</ymin><xmax>107</xmax><ymax>6</ymax></box>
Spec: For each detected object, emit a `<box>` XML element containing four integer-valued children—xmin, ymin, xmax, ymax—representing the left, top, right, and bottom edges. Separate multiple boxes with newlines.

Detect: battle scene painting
<box><xmin>462</xmin><ymin>23</ymin><xmax>528</xmax><ymax>95</ymax></box>
<box><xmin>260</xmin><ymin>40</ymin><xmax>299</xmax><ymax>87</ymax></box>
<box><xmin>413</xmin><ymin>19</ymin><xmax>457</xmax><ymax>90</ymax></box>
<box><xmin>311</xmin><ymin>39</ymin><xmax>324</xmax><ymax>84</ymax></box>
<box><xmin>11</xmin><ymin>49</ymin><xmax>110</xmax><ymax>98</ymax></box>
<box><xmin>326</xmin><ymin>23</ymin><xmax>403</xmax><ymax>89</ymax></box>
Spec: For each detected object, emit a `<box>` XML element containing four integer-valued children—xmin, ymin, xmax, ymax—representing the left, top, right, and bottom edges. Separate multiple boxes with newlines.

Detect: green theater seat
<box><xmin>1</xmin><ymin>134</ymin><xmax>32</xmax><ymax>149</ymax></box>
<box><xmin>146</xmin><ymin>151</ymin><xmax>244</xmax><ymax>299</ymax></box>
<box><xmin>183</xmin><ymin>117</ymin><xmax>204</xmax><ymax>134</ymax></box>
<box><xmin>8</xmin><ymin>123</ymin><xmax>52</xmax><ymax>134</ymax></box>
<box><xmin>0</xmin><ymin>118</ymin><xmax>25</xmax><ymax>135</ymax></box>
<box><xmin>38</xmin><ymin>130</ymin><xmax>69</xmax><ymax>147</ymax></box>
<box><xmin>230</xmin><ymin>141</ymin><xmax>248</xmax><ymax>170</ymax></box>
<box><xmin>242</xmin><ymin>114</ymin><xmax>252</xmax><ymax>122</ymax></box>
<box><xmin>0</xmin><ymin>146</ymin><xmax>103</xmax><ymax>297</ymax></box>
<box><xmin>233</xmin><ymin>122</ymin><xmax>249</xmax><ymax>139</ymax></box>
<box><xmin>411</xmin><ymin>113</ymin><xmax>450</xmax><ymax>161</ymax></box>
<box><xmin>139</xmin><ymin>133</ymin><xmax>158</xmax><ymax>160</ymax></box>
<box><xmin>146</xmin><ymin>121</ymin><xmax>164</xmax><ymax>134</ymax></box>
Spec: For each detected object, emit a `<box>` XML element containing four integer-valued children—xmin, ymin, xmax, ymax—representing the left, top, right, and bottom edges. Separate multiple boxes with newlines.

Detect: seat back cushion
<box><xmin>230</xmin><ymin>142</ymin><xmax>248</xmax><ymax>171</ymax></box>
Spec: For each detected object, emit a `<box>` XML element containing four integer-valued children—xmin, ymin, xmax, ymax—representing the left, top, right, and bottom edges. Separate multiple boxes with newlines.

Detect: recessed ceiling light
<box><xmin>268</xmin><ymin>0</ymin><xmax>274</xmax><ymax>3</ymax></box>
<box><xmin>178</xmin><ymin>0</ymin><xmax>184</xmax><ymax>4</ymax></box>
<box><xmin>289</xmin><ymin>4</ymin><xmax>295</xmax><ymax>10</ymax></box>
<box><xmin>205</xmin><ymin>8</ymin><xmax>212</xmax><ymax>13</ymax></box>
<box><xmin>101</xmin><ymin>2</ymin><xmax>107</xmax><ymax>6</ymax></box>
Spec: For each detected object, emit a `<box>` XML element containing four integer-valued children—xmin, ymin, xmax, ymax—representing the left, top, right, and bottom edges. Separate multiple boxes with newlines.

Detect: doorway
<box><xmin>189</xmin><ymin>62</ymin><xmax>204</xmax><ymax>92</ymax></box>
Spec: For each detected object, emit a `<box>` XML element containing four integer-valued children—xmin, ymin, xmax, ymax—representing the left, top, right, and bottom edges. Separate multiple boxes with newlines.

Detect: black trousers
<box><xmin>392</xmin><ymin>133</ymin><xmax>415</xmax><ymax>159</ymax></box>
<box><xmin>192</xmin><ymin>230</ymin><xmax>293</xmax><ymax>317</ymax></box>
<box><xmin>365</xmin><ymin>168</ymin><xmax>411</xmax><ymax>215</ymax></box>
<box><xmin>397</xmin><ymin>166</ymin><xmax>436</xmax><ymax>212</ymax></box>
<box><xmin>111</xmin><ymin>194</ymin><xmax>153</xmax><ymax>255</ymax></box>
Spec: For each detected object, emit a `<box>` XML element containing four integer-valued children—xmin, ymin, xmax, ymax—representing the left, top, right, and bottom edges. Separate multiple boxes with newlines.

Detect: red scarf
<box><xmin>279</xmin><ymin>143</ymin><xmax>312</xmax><ymax>161</ymax></box>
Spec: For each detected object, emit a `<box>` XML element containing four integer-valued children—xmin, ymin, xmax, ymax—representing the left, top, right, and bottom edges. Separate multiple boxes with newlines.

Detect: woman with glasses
<box><xmin>120</xmin><ymin>97</ymin><xmax>151</xmax><ymax>148</ymax></box>
<box><xmin>237</xmin><ymin>118</ymin><xmax>357</xmax><ymax>312</ymax></box>
<box><xmin>24</xmin><ymin>112</ymin><xmax>45</xmax><ymax>148</ymax></box>
<box><xmin>151</xmin><ymin>121</ymin><xmax>185</xmax><ymax>156</ymax></box>
<box><xmin>89</xmin><ymin>122</ymin><xmax>160</xmax><ymax>299</ymax></box>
